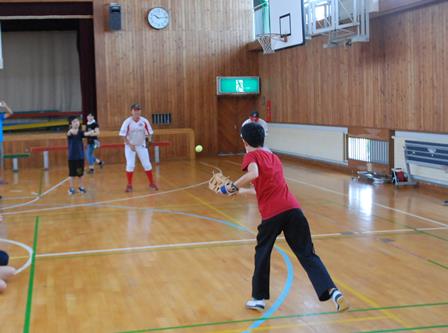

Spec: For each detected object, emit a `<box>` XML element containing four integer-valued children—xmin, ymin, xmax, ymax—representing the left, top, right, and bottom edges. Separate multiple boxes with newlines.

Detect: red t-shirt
<box><xmin>242</xmin><ymin>149</ymin><xmax>301</xmax><ymax>220</ymax></box>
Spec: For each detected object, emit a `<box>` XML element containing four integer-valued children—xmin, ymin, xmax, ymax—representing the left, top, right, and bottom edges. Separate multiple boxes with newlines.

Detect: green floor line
<box><xmin>418</xmin><ymin>230</ymin><xmax>448</xmax><ymax>243</ymax></box>
<box><xmin>383</xmin><ymin>241</ymin><xmax>448</xmax><ymax>273</ymax></box>
<box><xmin>116</xmin><ymin>301</ymin><xmax>448</xmax><ymax>333</ymax></box>
<box><xmin>428</xmin><ymin>259</ymin><xmax>448</xmax><ymax>271</ymax></box>
<box><xmin>357</xmin><ymin>324</ymin><xmax>448</xmax><ymax>333</ymax></box>
<box><xmin>23</xmin><ymin>217</ymin><xmax>40</xmax><ymax>333</ymax></box>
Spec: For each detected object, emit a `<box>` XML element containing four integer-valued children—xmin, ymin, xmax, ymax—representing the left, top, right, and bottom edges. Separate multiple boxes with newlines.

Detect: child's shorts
<box><xmin>68</xmin><ymin>159</ymin><xmax>85</xmax><ymax>177</ymax></box>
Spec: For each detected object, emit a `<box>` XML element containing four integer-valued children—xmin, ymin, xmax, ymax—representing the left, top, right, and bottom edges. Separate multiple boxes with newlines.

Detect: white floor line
<box><xmin>416</xmin><ymin>227</ymin><xmax>448</xmax><ymax>231</ymax></box>
<box><xmin>360</xmin><ymin>229</ymin><xmax>413</xmax><ymax>235</ymax></box>
<box><xmin>32</xmin><ymin>226</ymin><xmax>448</xmax><ymax>259</ymax></box>
<box><xmin>1</xmin><ymin>177</ymin><xmax>69</xmax><ymax>211</ymax></box>
<box><xmin>1</xmin><ymin>196</ymin><xmax>36</xmax><ymax>201</ymax></box>
<box><xmin>99</xmin><ymin>204</ymin><xmax>448</xmax><ymax>235</ymax></box>
<box><xmin>199</xmin><ymin>161</ymin><xmax>223</xmax><ymax>174</ymax></box>
<box><xmin>0</xmin><ymin>238</ymin><xmax>33</xmax><ymax>275</ymax></box>
<box><xmin>28</xmin><ymin>203</ymin><xmax>75</xmax><ymax>207</ymax></box>
<box><xmin>39</xmin><ymin>177</ymin><xmax>69</xmax><ymax>197</ymax></box>
<box><xmin>2</xmin><ymin>181</ymin><xmax>208</xmax><ymax>216</ymax></box>
<box><xmin>37</xmin><ymin>239</ymin><xmax>255</xmax><ymax>258</ymax></box>
<box><xmin>285</xmin><ymin>176</ymin><xmax>448</xmax><ymax>228</ymax></box>
<box><xmin>222</xmin><ymin>160</ymin><xmax>448</xmax><ymax>228</ymax></box>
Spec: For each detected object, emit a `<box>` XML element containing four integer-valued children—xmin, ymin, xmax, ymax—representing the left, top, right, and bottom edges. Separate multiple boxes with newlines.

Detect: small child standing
<box><xmin>85</xmin><ymin>113</ymin><xmax>104</xmax><ymax>174</ymax></box>
<box><xmin>220</xmin><ymin>122</ymin><xmax>349</xmax><ymax>313</ymax></box>
<box><xmin>67</xmin><ymin>117</ymin><xmax>95</xmax><ymax>195</ymax></box>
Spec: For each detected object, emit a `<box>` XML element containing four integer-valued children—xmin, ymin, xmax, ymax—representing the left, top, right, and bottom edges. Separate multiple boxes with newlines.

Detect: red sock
<box><xmin>126</xmin><ymin>171</ymin><xmax>134</xmax><ymax>185</ymax></box>
<box><xmin>145</xmin><ymin>170</ymin><xmax>154</xmax><ymax>184</ymax></box>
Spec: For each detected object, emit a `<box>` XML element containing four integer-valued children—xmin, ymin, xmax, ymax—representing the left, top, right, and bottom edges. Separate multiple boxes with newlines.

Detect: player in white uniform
<box><xmin>119</xmin><ymin>104</ymin><xmax>158</xmax><ymax>192</ymax></box>
<box><xmin>242</xmin><ymin>111</ymin><xmax>268</xmax><ymax>137</ymax></box>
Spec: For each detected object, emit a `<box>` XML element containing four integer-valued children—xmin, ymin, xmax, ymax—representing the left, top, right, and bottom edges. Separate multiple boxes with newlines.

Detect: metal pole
<box><xmin>154</xmin><ymin>146</ymin><xmax>160</xmax><ymax>164</ymax></box>
<box><xmin>12</xmin><ymin>158</ymin><xmax>18</xmax><ymax>172</ymax></box>
<box><xmin>43</xmin><ymin>151</ymin><xmax>49</xmax><ymax>170</ymax></box>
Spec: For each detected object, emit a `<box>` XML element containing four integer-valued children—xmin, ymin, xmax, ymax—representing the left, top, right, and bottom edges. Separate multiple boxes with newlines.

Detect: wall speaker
<box><xmin>109</xmin><ymin>3</ymin><xmax>121</xmax><ymax>31</ymax></box>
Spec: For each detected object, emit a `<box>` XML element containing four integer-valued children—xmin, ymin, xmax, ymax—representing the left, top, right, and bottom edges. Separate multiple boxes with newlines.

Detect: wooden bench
<box><xmin>3</xmin><ymin>153</ymin><xmax>31</xmax><ymax>172</ymax></box>
<box><xmin>30</xmin><ymin>142</ymin><xmax>170</xmax><ymax>170</ymax></box>
<box><xmin>4</xmin><ymin>128</ymin><xmax>194</xmax><ymax>170</ymax></box>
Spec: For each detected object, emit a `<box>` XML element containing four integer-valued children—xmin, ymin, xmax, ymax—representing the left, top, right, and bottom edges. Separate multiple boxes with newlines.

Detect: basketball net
<box><xmin>256</xmin><ymin>34</ymin><xmax>288</xmax><ymax>54</ymax></box>
<box><xmin>257</xmin><ymin>35</ymin><xmax>274</xmax><ymax>54</ymax></box>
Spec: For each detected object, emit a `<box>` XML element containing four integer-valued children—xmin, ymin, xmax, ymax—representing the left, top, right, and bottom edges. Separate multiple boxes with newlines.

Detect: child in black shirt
<box><xmin>67</xmin><ymin>117</ymin><xmax>95</xmax><ymax>195</ymax></box>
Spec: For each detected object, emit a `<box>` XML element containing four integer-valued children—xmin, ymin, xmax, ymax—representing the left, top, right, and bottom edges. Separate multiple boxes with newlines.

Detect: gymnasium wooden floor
<box><xmin>0</xmin><ymin>157</ymin><xmax>447</xmax><ymax>333</ymax></box>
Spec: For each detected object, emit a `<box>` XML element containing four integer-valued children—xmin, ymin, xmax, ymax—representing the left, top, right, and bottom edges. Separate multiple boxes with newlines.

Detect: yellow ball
<box><xmin>195</xmin><ymin>145</ymin><xmax>203</xmax><ymax>153</ymax></box>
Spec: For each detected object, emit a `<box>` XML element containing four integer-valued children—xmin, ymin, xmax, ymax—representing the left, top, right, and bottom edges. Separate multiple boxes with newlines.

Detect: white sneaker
<box><xmin>331</xmin><ymin>289</ymin><xmax>349</xmax><ymax>312</ymax></box>
<box><xmin>245</xmin><ymin>299</ymin><xmax>265</xmax><ymax>312</ymax></box>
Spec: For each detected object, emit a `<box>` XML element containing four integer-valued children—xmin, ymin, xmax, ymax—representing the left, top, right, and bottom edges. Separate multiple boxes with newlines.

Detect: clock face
<box><xmin>147</xmin><ymin>7</ymin><xmax>170</xmax><ymax>30</ymax></box>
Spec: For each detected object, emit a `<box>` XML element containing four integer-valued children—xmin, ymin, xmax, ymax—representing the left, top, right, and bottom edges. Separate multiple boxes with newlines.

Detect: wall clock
<box><xmin>147</xmin><ymin>7</ymin><xmax>170</xmax><ymax>30</ymax></box>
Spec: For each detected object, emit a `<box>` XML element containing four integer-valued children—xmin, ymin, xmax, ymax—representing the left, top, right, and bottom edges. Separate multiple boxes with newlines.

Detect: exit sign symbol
<box><xmin>236</xmin><ymin>80</ymin><xmax>244</xmax><ymax>92</ymax></box>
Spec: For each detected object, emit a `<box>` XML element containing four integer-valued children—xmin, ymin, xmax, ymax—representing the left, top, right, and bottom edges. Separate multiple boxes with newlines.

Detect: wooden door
<box><xmin>217</xmin><ymin>97</ymin><xmax>257</xmax><ymax>154</ymax></box>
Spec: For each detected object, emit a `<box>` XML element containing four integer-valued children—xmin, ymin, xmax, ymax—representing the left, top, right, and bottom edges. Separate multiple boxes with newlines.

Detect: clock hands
<box><xmin>152</xmin><ymin>14</ymin><xmax>168</xmax><ymax>20</ymax></box>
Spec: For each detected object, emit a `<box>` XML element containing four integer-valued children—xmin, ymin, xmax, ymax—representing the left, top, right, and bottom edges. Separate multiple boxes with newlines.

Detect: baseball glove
<box><xmin>208</xmin><ymin>172</ymin><xmax>239</xmax><ymax>195</ymax></box>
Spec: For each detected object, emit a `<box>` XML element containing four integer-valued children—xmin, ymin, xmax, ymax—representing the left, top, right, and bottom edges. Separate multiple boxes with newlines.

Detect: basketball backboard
<box><xmin>269</xmin><ymin>0</ymin><xmax>305</xmax><ymax>51</ymax></box>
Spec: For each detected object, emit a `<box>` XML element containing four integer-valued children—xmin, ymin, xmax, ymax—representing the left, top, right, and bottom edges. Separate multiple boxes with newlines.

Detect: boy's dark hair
<box><xmin>241</xmin><ymin>122</ymin><xmax>265</xmax><ymax>148</ymax></box>
<box><xmin>130</xmin><ymin>103</ymin><xmax>142</xmax><ymax>111</ymax></box>
<box><xmin>0</xmin><ymin>250</ymin><xmax>9</xmax><ymax>266</ymax></box>
<box><xmin>68</xmin><ymin>116</ymin><xmax>78</xmax><ymax>125</ymax></box>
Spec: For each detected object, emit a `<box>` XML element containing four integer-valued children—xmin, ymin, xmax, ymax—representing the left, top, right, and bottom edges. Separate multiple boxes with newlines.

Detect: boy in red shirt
<box><xmin>220</xmin><ymin>122</ymin><xmax>349</xmax><ymax>312</ymax></box>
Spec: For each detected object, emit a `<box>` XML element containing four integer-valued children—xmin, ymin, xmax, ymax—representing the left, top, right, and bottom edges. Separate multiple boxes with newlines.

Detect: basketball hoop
<box><xmin>256</xmin><ymin>33</ymin><xmax>288</xmax><ymax>54</ymax></box>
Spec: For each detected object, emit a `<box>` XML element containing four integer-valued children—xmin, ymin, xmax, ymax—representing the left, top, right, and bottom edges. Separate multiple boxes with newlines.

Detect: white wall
<box><xmin>394</xmin><ymin>131</ymin><xmax>448</xmax><ymax>186</ymax></box>
<box><xmin>0</xmin><ymin>31</ymin><xmax>81</xmax><ymax>112</ymax></box>
<box><xmin>265</xmin><ymin>123</ymin><xmax>348</xmax><ymax>165</ymax></box>
<box><xmin>266</xmin><ymin>124</ymin><xmax>448</xmax><ymax>186</ymax></box>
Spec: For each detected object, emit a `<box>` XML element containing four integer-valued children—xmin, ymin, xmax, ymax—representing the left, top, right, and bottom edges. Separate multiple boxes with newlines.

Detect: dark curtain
<box><xmin>77</xmin><ymin>19</ymin><xmax>97</xmax><ymax>119</ymax></box>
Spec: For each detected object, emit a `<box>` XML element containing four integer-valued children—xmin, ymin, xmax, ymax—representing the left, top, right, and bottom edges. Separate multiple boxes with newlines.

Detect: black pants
<box><xmin>252</xmin><ymin>208</ymin><xmax>336</xmax><ymax>301</ymax></box>
<box><xmin>68</xmin><ymin>159</ymin><xmax>85</xmax><ymax>177</ymax></box>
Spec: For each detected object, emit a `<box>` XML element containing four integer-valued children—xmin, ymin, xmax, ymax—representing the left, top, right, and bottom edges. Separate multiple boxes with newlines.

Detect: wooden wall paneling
<box><xmin>383</xmin><ymin>2</ymin><xmax>448</xmax><ymax>132</ymax></box>
<box><xmin>258</xmin><ymin>1</ymin><xmax>448</xmax><ymax>133</ymax></box>
<box><xmin>258</xmin><ymin>26</ymin><xmax>384</xmax><ymax>128</ymax></box>
<box><xmin>94</xmin><ymin>0</ymin><xmax>257</xmax><ymax>154</ymax></box>
<box><xmin>379</xmin><ymin>0</ymin><xmax>444</xmax><ymax>15</ymax></box>
<box><xmin>348</xmin><ymin>127</ymin><xmax>392</xmax><ymax>140</ymax></box>
<box><xmin>1</xmin><ymin>0</ymin><xmax>256</xmax><ymax>155</ymax></box>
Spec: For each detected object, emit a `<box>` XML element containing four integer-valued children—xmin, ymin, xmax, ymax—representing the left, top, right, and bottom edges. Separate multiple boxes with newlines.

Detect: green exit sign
<box><xmin>216</xmin><ymin>77</ymin><xmax>260</xmax><ymax>95</ymax></box>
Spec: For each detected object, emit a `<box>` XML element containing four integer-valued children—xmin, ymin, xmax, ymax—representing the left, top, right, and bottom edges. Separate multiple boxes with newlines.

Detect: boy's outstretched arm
<box><xmin>234</xmin><ymin>162</ymin><xmax>258</xmax><ymax>189</ymax></box>
<box><xmin>238</xmin><ymin>187</ymin><xmax>256</xmax><ymax>195</ymax></box>
<box><xmin>218</xmin><ymin>163</ymin><xmax>258</xmax><ymax>196</ymax></box>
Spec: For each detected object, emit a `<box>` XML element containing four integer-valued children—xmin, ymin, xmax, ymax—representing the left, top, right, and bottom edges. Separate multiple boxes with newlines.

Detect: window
<box><xmin>253</xmin><ymin>0</ymin><xmax>270</xmax><ymax>37</ymax></box>
<box><xmin>151</xmin><ymin>113</ymin><xmax>172</xmax><ymax>126</ymax></box>
<box><xmin>348</xmin><ymin>137</ymin><xmax>389</xmax><ymax>165</ymax></box>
